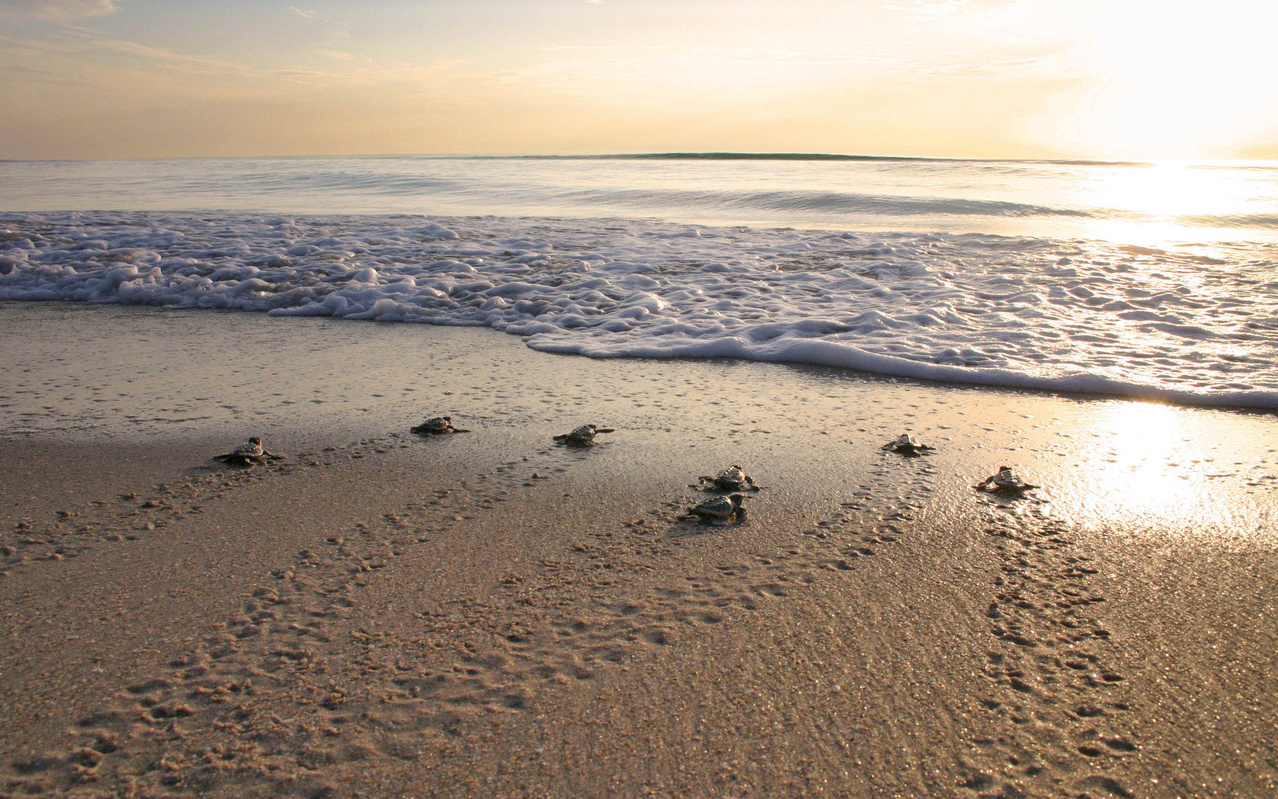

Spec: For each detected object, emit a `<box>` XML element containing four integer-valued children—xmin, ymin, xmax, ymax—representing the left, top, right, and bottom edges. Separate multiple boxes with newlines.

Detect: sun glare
<box><xmin>1076</xmin><ymin>402</ymin><xmax>1201</xmax><ymax>525</ymax></box>
<box><xmin>1072</xmin><ymin>161</ymin><xmax>1264</xmax><ymax>245</ymax></box>
<box><xmin>1065</xmin><ymin>2</ymin><xmax>1278</xmax><ymax>161</ymax></box>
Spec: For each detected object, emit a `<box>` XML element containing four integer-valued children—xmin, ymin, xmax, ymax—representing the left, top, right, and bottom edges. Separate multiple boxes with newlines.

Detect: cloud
<box><xmin>1</xmin><ymin>27</ymin><xmax>314</xmax><ymax>85</ymax></box>
<box><xmin>0</xmin><ymin>0</ymin><xmax>118</xmax><ymax>19</ymax></box>
<box><xmin>882</xmin><ymin>0</ymin><xmax>969</xmax><ymax>21</ymax></box>
<box><xmin>289</xmin><ymin>6</ymin><xmax>316</xmax><ymax>20</ymax></box>
<box><xmin>881</xmin><ymin>0</ymin><xmax>1018</xmax><ymax>22</ymax></box>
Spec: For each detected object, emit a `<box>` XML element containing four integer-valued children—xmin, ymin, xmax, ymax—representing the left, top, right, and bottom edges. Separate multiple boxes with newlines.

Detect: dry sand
<box><xmin>2</xmin><ymin>302</ymin><xmax>1277</xmax><ymax>798</ymax></box>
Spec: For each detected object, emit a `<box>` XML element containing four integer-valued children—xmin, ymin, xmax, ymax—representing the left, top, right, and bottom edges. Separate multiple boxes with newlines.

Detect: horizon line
<box><xmin>5</xmin><ymin>151</ymin><xmax>1277</xmax><ymax>169</ymax></box>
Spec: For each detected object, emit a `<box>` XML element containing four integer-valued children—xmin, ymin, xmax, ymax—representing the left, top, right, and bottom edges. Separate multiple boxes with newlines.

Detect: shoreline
<box><xmin>6</xmin><ymin>206</ymin><xmax>1278</xmax><ymax>414</ymax></box>
<box><xmin>3</xmin><ymin>302</ymin><xmax>1277</xmax><ymax>797</ymax></box>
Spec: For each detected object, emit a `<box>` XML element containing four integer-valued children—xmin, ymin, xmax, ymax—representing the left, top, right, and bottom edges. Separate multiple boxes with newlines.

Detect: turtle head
<box><xmin>249</xmin><ymin>437</ymin><xmax>262</xmax><ymax>445</ymax></box>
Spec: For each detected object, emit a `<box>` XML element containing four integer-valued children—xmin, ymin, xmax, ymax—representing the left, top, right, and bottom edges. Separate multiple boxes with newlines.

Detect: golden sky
<box><xmin>2</xmin><ymin>0</ymin><xmax>1275</xmax><ymax>161</ymax></box>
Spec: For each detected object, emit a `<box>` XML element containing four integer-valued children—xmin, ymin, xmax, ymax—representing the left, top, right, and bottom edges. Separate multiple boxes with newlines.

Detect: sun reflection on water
<box><xmin>1074</xmin><ymin>162</ymin><xmax>1273</xmax><ymax>248</ymax></box>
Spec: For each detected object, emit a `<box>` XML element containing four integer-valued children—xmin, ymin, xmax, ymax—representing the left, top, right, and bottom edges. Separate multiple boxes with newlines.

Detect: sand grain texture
<box><xmin>2</xmin><ymin>302</ymin><xmax>1277</xmax><ymax>798</ymax></box>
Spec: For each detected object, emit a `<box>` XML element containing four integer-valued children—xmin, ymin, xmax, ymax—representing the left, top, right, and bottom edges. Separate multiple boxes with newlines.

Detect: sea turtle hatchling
<box><xmin>411</xmin><ymin>416</ymin><xmax>470</xmax><ymax>435</ymax></box>
<box><xmin>214</xmin><ymin>437</ymin><xmax>283</xmax><ymax>466</ymax></box>
<box><xmin>882</xmin><ymin>433</ymin><xmax>933</xmax><ymax>456</ymax></box>
<box><xmin>553</xmin><ymin>424</ymin><xmax>615</xmax><ymax>446</ymax></box>
<box><xmin>681</xmin><ymin>493</ymin><xmax>750</xmax><ymax>523</ymax></box>
<box><xmin>697</xmin><ymin>465</ymin><xmax>762</xmax><ymax>492</ymax></box>
<box><xmin>976</xmin><ymin>465</ymin><xmax>1038</xmax><ymax>494</ymax></box>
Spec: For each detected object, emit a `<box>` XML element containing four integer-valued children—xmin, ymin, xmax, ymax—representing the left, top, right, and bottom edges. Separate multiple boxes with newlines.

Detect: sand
<box><xmin>2</xmin><ymin>301</ymin><xmax>1277</xmax><ymax>798</ymax></box>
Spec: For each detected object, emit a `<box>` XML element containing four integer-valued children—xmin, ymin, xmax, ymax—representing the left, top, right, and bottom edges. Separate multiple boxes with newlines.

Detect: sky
<box><xmin>1</xmin><ymin>0</ymin><xmax>1276</xmax><ymax>162</ymax></box>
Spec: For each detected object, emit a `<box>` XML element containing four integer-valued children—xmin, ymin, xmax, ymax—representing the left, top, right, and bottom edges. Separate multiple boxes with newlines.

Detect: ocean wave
<box><xmin>514</xmin><ymin>186</ymin><xmax>1094</xmax><ymax>220</ymax></box>
<box><xmin>602</xmin><ymin>152</ymin><xmax>1156</xmax><ymax>168</ymax></box>
<box><xmin>6</xmin><ymin>157</ymin><xmax>1277</xmax><ymax>247</ymax></box>
<box><xmin>1183</xmin><ymin>213</ymin><xmax>1278</xmax><ymax>230</ymax></box>
<box><xmin>528</xmin><ymin>333</ymin><xmax>1278</xmax><ymax>411</ymax></box>
<box><xmin>3</xmin><ymin>211</ymin><xmax>1277</xmax><ymax>410</ymax></box>
<box><xmin>146</xmin><ymin>165</ymin><xmax>1099</xmax><ymax>221</ymax></box>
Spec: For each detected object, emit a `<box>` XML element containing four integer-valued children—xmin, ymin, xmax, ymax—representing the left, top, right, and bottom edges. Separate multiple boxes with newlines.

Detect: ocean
<box><xmin>2</xmin><ymin>155</ymin><xmax>1277</xmax><ymax>409</ymax></box>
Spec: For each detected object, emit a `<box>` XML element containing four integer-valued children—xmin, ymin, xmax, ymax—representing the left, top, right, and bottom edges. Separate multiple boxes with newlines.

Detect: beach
<box><xmin>2</xmin><ymin>301</ymin><xmax>1276</xmax><ymax>798</ymax></box>
<box><xmin>4</xmin><ymin>0</ymin><xmax>1278</xmax><ymax>792</ymax></box>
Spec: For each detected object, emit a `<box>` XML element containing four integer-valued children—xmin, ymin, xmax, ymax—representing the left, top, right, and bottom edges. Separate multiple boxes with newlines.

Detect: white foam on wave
<box><xmin>3</xmin><ymin>212</ymin><xmax>1277</xmax><ymax>410</ymax></box>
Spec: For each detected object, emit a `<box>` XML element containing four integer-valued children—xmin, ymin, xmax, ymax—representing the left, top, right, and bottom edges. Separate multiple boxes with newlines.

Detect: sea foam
<box><xmin>3</xmin><ymin>212</ymin><xmax>1277</xmax><ymax>409</ymax></box>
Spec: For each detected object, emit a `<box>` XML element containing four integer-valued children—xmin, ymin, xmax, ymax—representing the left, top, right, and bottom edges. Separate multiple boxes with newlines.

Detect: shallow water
<box><xmin>4</xmin><ymin>156</ymin><xmax>1277</xmax><ymax>242</ymax></box>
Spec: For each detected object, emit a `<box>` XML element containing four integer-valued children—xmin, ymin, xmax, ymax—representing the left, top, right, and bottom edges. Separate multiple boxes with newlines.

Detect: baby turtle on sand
<box><xmin>697</xmin><ymin>465</ymin><xmax>762</xmax><ymax>492</ymax></box>
<box><xmin>411</xmin><ymin>416</ymin><xmax>470</xmax><ymax>435</ymax></box>
<box><xmin>976</xmin><ymin>465</ymin><xmax>1038</xmax><ymax>494</ymax></box>
<box><xmin>214</xmin><ymin>437</ymin><xmax>283</xmax><ymax>466</ymax></box>
<box><xmin>882</xmin><ymin>433</ymin><xmax>933</xmax><ymax>456</ymax></box>
<box><xmin>682</xmin><ymin>493</ymin><xmax>749</xmax><ymax>523</ymax></box>
<box><xmin>553</xmin><ymin>424</ymin><xmax>615</xmax><ymax>446</ymax></box>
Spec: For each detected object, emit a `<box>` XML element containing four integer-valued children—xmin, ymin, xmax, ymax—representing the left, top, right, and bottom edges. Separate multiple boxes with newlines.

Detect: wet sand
<box><xmin>2</xmin><ymin>302</ymin><xmax>1277</xmax><ymax>798</ymax></box>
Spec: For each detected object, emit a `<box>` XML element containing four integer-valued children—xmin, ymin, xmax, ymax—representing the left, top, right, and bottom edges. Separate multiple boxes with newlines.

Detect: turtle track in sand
<box><xmin>0</xmin><ymin>435</ymin><xmax>408</xmax><ymax>577</ymax></box>
<box><xmin>1</xmin><ymin>464</ymin><xmax>283</xmax><ymax>575</ymax></box>
<box><xmin>3</xmin><ymin>438</ymin><xmax>932</xmax><ymax>797</ymax></box>
<box><xmin>3</xmin><ymin>437</ymin><xmax>1133</xmax><ymax>798</ymax></box>
<box><xmin>955</xmin><ymin>498</ymin><xmax>1138</xmax><ymax>799</ymax></box>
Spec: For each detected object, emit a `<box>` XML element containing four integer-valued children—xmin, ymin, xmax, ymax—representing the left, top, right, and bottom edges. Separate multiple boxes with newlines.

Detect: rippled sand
<box><xmin>3</xmin><ymin>302</ymin><xmax>1277</xmax><ymax>798</ymax></box>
